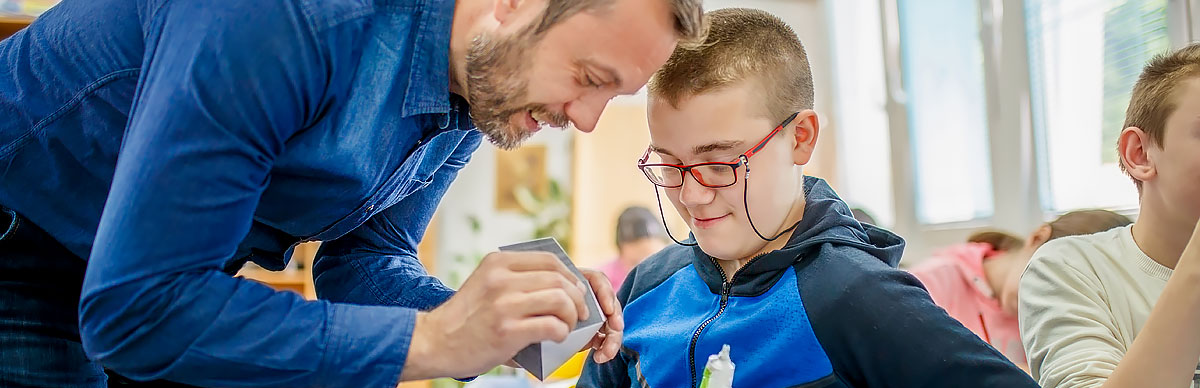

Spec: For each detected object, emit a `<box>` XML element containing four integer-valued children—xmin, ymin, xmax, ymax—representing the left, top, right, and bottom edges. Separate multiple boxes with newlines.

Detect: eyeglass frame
<box><xmin>636</xmin><ymin>111</ymin><xmax>801</xmax><ymax>189</ymax></box>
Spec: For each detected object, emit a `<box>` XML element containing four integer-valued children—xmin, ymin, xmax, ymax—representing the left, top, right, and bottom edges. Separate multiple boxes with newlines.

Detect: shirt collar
<box><xmin>398</xmin><ymin>0</ymin><xmax>460</xmax><ymax>119</ymax></box>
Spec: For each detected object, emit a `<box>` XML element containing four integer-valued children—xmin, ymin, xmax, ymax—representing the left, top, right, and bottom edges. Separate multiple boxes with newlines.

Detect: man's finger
<box><xmin>506</xmin><ymin>289</ymin><xmax>580</xmax><ymax>332</ymax></box>
<box><xmin>506</xmin><ymin>252</ymin><xmax>581</xmax><ymax>287</ymax></box>
<box><xmin>509</xmin><ymin>271</ymin><xmax>589</xmax><ymax>321</ymax></box>
<box><xmin>509</xmin><ymin>315</ymin><xmax>571</xmax><ymax>344</ymax></box>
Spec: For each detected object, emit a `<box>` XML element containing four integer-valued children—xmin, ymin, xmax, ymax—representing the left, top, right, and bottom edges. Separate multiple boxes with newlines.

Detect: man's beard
<box><xmin>465</xmin><ymin>26</ymin><xmax>571</xmax><ymax>150</ymax></box>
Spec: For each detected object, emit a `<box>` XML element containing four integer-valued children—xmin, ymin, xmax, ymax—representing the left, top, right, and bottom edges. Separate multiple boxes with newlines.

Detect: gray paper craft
<box><xmin>498</xmin><ymin>238</ymin><xmax>605</xmax><ymax>381</ymax></box>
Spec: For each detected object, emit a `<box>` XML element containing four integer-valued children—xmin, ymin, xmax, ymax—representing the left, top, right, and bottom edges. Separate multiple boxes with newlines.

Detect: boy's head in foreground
<box><xmin>639</xmin><ymin>8</ymin><xmax>817</xmax><ymax>262</ymax></box>
<box><xmin>1118</xmin><ymin>43</ymin><xmax>1200</xmax><ymax>231</ymax></box>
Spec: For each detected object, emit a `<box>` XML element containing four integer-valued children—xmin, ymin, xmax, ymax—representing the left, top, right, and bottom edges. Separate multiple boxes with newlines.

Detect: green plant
<box><xmin>446</xmin><ymin>215</ymin><xmax>484</xmax><ymax>288</ymax></box>
<box><xmin>512</xmin><ymin>178</ymin><xmax>572</xmax><ymax>251</ymax></box>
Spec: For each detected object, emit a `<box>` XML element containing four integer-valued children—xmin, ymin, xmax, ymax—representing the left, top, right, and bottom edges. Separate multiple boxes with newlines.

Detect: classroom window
<box><xmin>1026</xmin><ymin>0</ymin><xmax>1167</xmax><ymax>212</ymax></box>
<box><xmin>829</xmin><ymin>0</ymin><xmax>895</xmax><ymax>228</ymax></box>
<box><xmin>898</xmin><ymin>0</ymin><xmax>996</xmax><ymax>224</ymax></box>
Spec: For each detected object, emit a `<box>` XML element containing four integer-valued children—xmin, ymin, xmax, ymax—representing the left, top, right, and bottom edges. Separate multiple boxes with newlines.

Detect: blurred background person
<box><xmin>910</xmin><ymin>209</ymin><xmax>1133</xmax><ymax>369</ymax></box>
<box><xmin>596</xmin><ymin>206</ymin><xmax>669</xmax><ymax>290</ymax></box>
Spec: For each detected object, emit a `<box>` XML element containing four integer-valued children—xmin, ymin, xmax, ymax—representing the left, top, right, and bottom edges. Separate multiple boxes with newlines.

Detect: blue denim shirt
<box><xmin>0</xmin><ymin>0</ymin><xmax>481</xmax><ymax>385</ymax></box>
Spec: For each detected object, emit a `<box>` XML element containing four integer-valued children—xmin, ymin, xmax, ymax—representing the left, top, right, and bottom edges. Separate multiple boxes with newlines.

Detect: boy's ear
<box><xmin>791</xmin><ymin>110</ymin><xmax>820</xmax><ymax>165</ymax></box>
<box><xmin>1118</xmin><ymin>126</ymin><xmax>1156</xmax><ymax>186</ymax></box>
<box><xmin>1028</xmin><ymin>224</ymin><xmax>1053</xmax><ymax>250</ymax></box>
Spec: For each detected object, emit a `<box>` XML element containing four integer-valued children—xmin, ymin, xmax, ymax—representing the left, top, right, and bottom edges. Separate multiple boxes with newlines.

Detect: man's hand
<box><xmin>399</xmin><ymin>251</ymin><xmax>590</xmax><ymax>381</ymax></box>
<box><xmin>579</xmin><ymin>268</ymin><xmax>624</xmax><ymax>363</ymax></box>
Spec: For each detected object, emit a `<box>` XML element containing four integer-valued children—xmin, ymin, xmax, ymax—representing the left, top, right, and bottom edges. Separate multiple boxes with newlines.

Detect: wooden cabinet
<box><xmin>0</xmin><ymin>16</ymin><xmax>31</xmax><ymax>39</ymax></box>
<box><xmin>236</xmin><ymin>242</ymin><xmax>320</xmax><ymax>299</ymax></box>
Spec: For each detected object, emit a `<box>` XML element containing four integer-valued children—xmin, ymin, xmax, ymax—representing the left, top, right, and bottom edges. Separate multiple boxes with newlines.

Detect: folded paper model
<box><xmin>499</xmin><ymin>238</ymin><xmax>606</xmax><ymax>381</ymax></box>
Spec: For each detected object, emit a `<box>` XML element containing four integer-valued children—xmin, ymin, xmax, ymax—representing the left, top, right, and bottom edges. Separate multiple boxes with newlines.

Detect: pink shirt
<box><xmin>910</xmin><ymin>243</ymin><xmax>1027</xmax><ymax>365</ymax></box>
<box><xmin>596</xmin><ymin>258</ymin><xmax>632</xmax><ymax>291</ymax></box>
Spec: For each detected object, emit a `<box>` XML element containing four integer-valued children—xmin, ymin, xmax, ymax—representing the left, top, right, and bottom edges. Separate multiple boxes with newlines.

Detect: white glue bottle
<box><xmin>699</xmin><ymin>344</ymin><xmax>735</xmax><ymax>388</ymax></box>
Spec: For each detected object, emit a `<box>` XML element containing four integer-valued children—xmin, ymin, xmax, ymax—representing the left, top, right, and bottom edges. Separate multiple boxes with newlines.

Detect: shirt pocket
<box><xmin>389</xmin><ymin>129</ymin><xmax>468</xmax><ymax>198</ymax></box>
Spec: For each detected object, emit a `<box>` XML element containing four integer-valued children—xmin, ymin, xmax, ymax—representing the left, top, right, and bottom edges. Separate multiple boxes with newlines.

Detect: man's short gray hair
<box><xmin>533</xmin><ymin>0</ymin><xmax>706</xmax><ymax>44</ymax></box>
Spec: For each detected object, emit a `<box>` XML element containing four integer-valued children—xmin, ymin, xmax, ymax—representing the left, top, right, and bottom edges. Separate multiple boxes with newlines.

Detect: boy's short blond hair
<box><xmin>647</xmin><ymin>8</ymin><xmax>812</xmax><ymax>121</ymax></box>
<box><xmin>1121</xmin><ymin>43</ymin><xmax>1200</xmax><ymax>188</ymax></box>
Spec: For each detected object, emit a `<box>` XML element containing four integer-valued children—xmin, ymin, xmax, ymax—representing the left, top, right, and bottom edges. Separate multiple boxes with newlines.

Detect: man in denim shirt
<box><xmin>0</xmin><ymin>0</ymin><xmax>704</xmax><ymax>386</ymax></box>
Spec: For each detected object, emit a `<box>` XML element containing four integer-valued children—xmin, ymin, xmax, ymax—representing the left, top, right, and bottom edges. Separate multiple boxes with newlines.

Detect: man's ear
<box><xmin>791</xmin><ymin>110</ymin><xmax>820</xmax><ymax>165</ymax></box>
<box><xmin>493</xmin><ymin>0</ymin><xmax>526</xmax><ymax>26</ymax></box>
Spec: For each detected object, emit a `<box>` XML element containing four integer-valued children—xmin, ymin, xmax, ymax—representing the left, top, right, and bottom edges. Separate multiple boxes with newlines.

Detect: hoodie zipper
<box><xmin>682</xmin><ymin>235</ymin><xmax>883</xmax><ymax>386</ymax></box>
<box><xmin>688</xmin><ymin>258</ymin><xmax>730</xmax><ymax>388</ymax></box>
<box><xmin>687</xmin><ymin>254</ymin><xmax>769</xmax><ymax>388</ymax></box>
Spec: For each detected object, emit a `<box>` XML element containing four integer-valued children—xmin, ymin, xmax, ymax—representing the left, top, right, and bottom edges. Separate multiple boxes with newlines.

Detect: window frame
<box><xmin>870</xmin><ymin>0</ymin><xmax>1186</xmax><ymax>262</ymax></box>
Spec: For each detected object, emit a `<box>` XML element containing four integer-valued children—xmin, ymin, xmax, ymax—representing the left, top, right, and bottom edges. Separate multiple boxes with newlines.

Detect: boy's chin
<box><xmin>696</xmin><ymin>239</ymin><xmax>759</xmax><ymax>262</ymax></box>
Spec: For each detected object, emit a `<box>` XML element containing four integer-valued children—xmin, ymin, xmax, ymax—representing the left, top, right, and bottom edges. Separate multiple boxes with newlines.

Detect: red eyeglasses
<box><xmin>637</xmin><ymin>112</ymin><xmax>800</xmax><ymax>188</ymax></box>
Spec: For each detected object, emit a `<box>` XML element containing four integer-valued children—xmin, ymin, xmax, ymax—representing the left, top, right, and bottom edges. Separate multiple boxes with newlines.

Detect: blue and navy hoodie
<box><xmin>579</xmin><ymin>178</ymin><xmax>1036</xmax><ymax>388</ymax></box>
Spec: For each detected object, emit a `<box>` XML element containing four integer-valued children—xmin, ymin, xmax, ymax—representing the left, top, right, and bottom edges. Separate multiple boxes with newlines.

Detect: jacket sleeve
<box><xmin>577</xmin><ymin>264</ymin><xmax>639</xmax><ymax>388</ymax></box>
<box><xmin>800</xmin><ymin>248</ymin><xmax>1038</xmax><ymax>388</ymax></box>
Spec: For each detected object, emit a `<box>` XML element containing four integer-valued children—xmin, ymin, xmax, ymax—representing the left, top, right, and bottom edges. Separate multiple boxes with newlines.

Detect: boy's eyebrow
<box><xmin>692</xmin><ymin>141</ymin><xmax>744</xmax><ymax>155</ymax></box>
<box><xmin>649</xmin><ymin>145</ymin><xmax>675</xmax><ymax>157</ymax></box>
<box><xmin>649</xmin><ymin>141</ymin><xmax>745</xmax><ymax>158</ymax></box>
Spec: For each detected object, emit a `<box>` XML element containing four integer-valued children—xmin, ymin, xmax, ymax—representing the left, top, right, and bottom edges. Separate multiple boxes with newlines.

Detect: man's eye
<box><xmin>581</xmin><ymin>72</ymin><xmax>603</xmax><ymax>88</ymax></box>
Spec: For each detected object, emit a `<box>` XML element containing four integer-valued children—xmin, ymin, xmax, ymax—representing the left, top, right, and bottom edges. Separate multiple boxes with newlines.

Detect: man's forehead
<box><xmin>563</xmin><ymin>1</ymin><xmax>677</xmax><ymax>88</ymax></box>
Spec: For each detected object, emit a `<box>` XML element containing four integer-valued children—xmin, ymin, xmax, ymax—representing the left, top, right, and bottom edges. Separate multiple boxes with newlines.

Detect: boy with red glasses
<box><xmin>577</xmin><ymin>8</ymin><xmax>1036</xmax><ymax>388</ymax></box>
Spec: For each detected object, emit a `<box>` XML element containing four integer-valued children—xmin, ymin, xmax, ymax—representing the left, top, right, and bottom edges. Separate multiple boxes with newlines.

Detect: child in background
<box><xmin>1020</xmin><ymin>44</ymin><xmax>1200</xmax><ymax>388</ymax></box>
<box><xmin>911</xmin><ymin>210</ymin><xmax>1132</xmax><ymax>368</ymax></box>
<box><xmin>595</xmin><ymin>206</ymin><xmax>669</xmax><ymax>290</ymax></box>
<box><xmin>578</xmin><ymin>8</ymin><xmax>1036</xmax><ymax>388</ymax></box>
<box><xmin>850</xmin><ymin>207</ymin><xmax>877</xmax><ymax>225</ymax></box>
